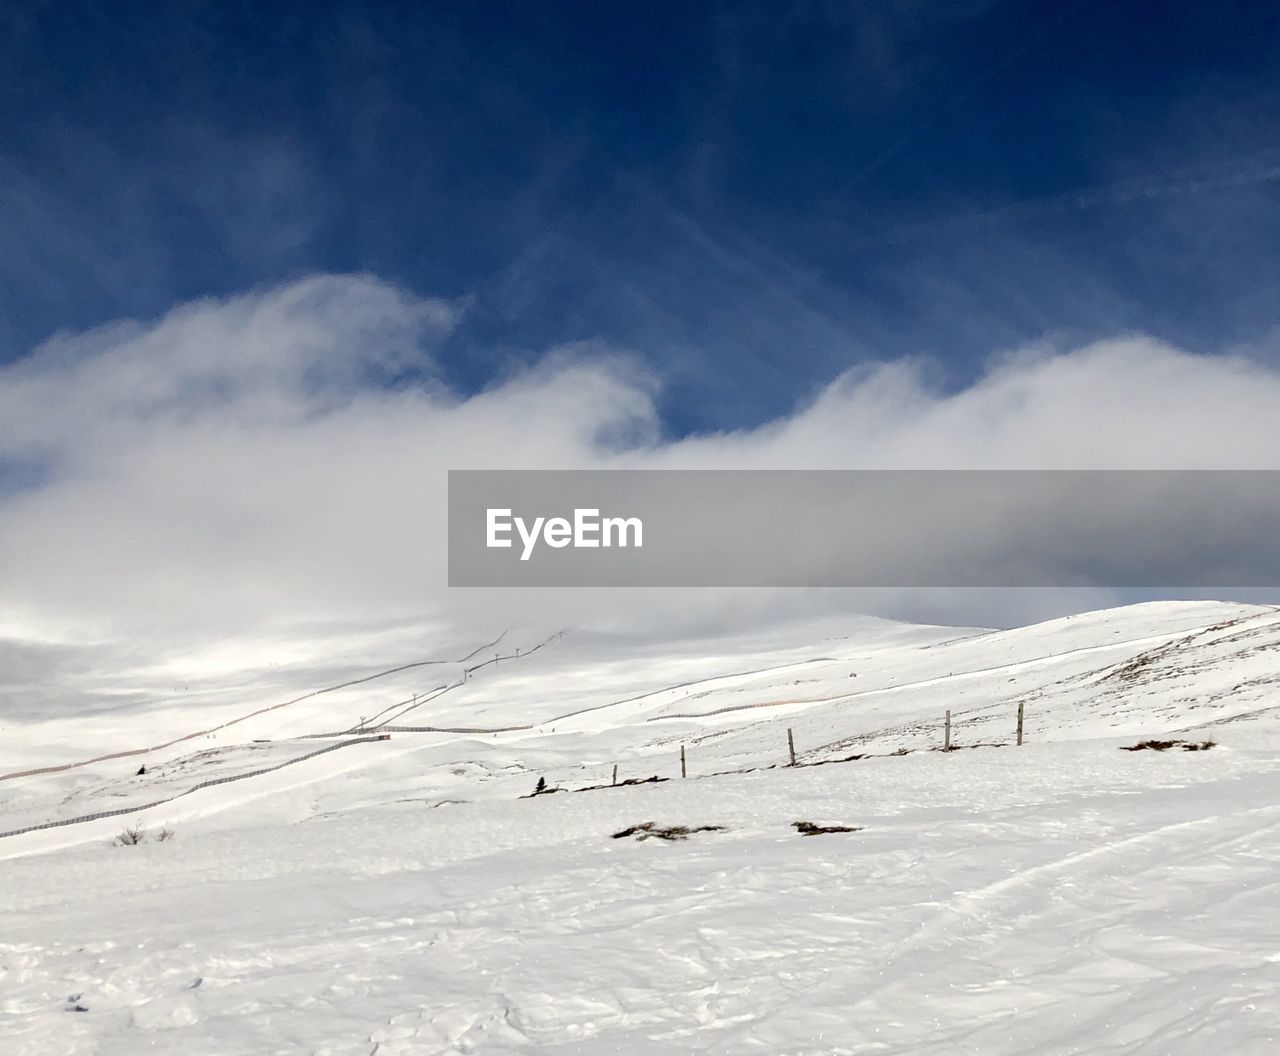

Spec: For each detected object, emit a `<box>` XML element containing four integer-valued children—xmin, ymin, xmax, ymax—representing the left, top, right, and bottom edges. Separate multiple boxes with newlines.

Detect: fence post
<box><xmin>787</xmin><ymin>728</ymin><xmax>797</xmax><ymax>766</ymax></box>
<box><xmin>681</xmin><ymin>744</ymin><xmax>687</xmax><ymax>778</ymax></box>
<box><xmin>1016</xmin><ymin>701</ymin><xmax>1025</xmax><ymax>746</ymax></box>
<box><xmin>944</xmin><ymin>709</ymin><xmax>951</xmax><ymax>750</ymax></box>
<box><xmin>611</xmin><ymin>763</ymin><xmax>618</xmax><ymax>786</ymax></box>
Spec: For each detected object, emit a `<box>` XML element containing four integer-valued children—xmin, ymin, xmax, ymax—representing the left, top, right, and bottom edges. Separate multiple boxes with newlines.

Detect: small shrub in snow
<box><xmin>112</xmin><ymin>824</ymin><xmax>176</xmax><ymax>845</ymax></box>
<box><xmin>1120</xmin><ymin>739</ymin><xmax>1216</xmax><ymax>752</ymax></box>
<box><xmin>114</xmin><ymin>825</ymin><xmax>146</xmax><ymax>846</ymax></box>
<box><xmin>524</xmin><ymin>777</ymin><xmax>563</xmax><ymax>798</ymax></box>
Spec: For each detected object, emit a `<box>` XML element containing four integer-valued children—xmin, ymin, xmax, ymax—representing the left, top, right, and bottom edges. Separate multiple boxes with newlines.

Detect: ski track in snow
<box><xmin>2</xmin><ymin>600</ymin><xmax>1280</xmax><ymax>1054</ymax></box>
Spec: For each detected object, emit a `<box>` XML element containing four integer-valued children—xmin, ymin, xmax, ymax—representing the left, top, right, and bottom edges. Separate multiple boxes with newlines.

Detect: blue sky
<box><xmin>4</xmin><ymin>0</ymin><xmax>1280</xmax><ymax>434</ymax></box>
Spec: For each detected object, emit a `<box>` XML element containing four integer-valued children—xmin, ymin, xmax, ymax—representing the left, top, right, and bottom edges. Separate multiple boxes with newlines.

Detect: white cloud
<box><xmin>656</xmin><ymin>339</ymin><xmax>1280</xmax><ymax>469</ymax></box>
<box><xmin>2</xmin><ymin>274</ymin><xmax>1279</xmax><ymax>705</ymax></box>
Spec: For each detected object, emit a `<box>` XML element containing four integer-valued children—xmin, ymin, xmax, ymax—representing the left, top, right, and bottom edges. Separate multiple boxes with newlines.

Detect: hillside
<box><xmin>2</xmin><ymin>599</ymin><xmax>1279</xmax><ymax>1053</ymax></box>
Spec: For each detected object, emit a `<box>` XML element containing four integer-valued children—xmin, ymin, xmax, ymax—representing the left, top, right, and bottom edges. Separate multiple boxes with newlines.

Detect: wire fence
<box><xmin>0</xmin><ymin>632</ymin><xmax>565</xmax><ymax>843</ymax></box>
<box><xmin>0</xmin><ymin>735</ymin><xmax>389</xmax><ymax>842</ymax></box>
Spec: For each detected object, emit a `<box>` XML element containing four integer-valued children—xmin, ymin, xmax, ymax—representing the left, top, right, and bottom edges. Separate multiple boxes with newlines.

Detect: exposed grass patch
<box><xmin>1120</xmin><ymin>738</ymin><xmax>1216</xmax><ymax>752</ymax></box>
<box><xmin>525</xmin><ymin>774</ymin><xmax>669</xmax><ymax>798</ymax></box>
<box><xmin>611</xmin><ymin>822</ymin><xmax>726</xmax><ymax>842</ymax></box>
<box><xmin>792</xmin><ymin>820</ymin><xmax>863</xmax><ymax>836</ymax></box>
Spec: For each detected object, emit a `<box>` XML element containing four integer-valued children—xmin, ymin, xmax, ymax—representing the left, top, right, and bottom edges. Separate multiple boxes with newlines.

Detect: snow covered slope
<box><xmin>2</xmin><ymin>600</ymin><xmax>1279</xmax><ymax>1053</ymax></box>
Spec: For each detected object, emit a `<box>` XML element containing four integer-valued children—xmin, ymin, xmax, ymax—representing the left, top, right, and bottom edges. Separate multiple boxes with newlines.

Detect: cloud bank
<box><xmin>2</xmin><ymin>274</ymin><xmax>1279</xmax><ymax>698</ymax></box>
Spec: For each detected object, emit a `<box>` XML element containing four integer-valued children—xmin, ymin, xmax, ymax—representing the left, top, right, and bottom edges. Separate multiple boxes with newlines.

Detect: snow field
<box><xmin>2</xmin><ymin>599</ymin><xmax>1280</xmax><ymax>1053</ymax></box>
<box><xmin>3</xmin><ymin>734</ymin><xmax>1279</xmax><ymax>1053</ymax></box>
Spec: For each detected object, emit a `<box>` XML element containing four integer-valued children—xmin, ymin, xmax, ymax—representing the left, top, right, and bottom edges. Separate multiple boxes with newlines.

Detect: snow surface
<box><xmin>2</xmin><ymin>600</ymin><xmax>1280</xmax><ymax>1053</ymax></box>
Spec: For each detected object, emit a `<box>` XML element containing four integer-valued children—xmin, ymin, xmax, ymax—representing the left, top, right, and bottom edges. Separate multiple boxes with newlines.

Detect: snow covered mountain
<box><xmin>2</xmin><ymin>599</ymin><xmax>1279</xmax><ymax>1053</ymax></box>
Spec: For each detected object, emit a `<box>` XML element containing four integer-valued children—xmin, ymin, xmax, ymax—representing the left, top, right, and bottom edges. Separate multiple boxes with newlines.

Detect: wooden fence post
<box><xmin>787</xmin><ymin>728</ymin><xmax>797</xmax><ymax>766</ymax></box>
<box><xmin>1016</xmin><ymin>701</ymin><xmax>1025</xmax><ymax>746</ymax></box>
<box><xmin>944</xmin><ymin>709</ymin><xmax>951</xmax><ymax>751</ymax></box>
<box><xmin>611</xmin><ymin>763</ymin><xmax>618</xmax><ymax>786</ymax></box>
<box><xmin>680</xmin><ymin>744</ymin><xmax>687</xmax><ymax>778</ymax></box>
